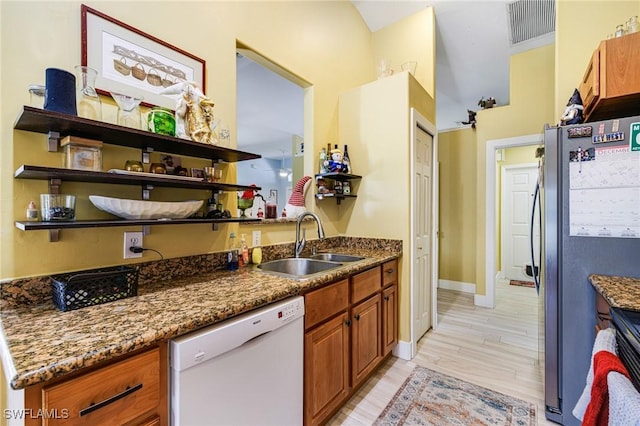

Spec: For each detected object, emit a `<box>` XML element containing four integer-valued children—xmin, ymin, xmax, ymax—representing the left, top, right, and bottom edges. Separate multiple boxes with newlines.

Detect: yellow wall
<box><xmin>339</xmin><ymin>71</ymin><xmax>435</xmax><ymax>343</ymax></box>
<box><xmin>436</xmin><ymin>128</ymin><xmax>477</xmax><ymax>284</ymax></box>
<box><xmin>473</xmin><ymin>44</ymin><xmax>555</xmax><ymax>296</ymax></box>
<box><xmin>0</xmin><ymin>1</ymin><xmax>378</xmax><ymax>279</ymax></box>
<box><xmin>371</xmin><ymin>7</ymin><xmax>436</xmax><ymax>98</ymax></box>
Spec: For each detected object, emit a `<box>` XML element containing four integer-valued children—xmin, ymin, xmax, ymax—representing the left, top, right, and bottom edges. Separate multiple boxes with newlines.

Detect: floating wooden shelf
<box><xmin>15</xmin><ymin>165</ymin><xmax>259</xmax><ymax>192</ymax></box>
<box><xmin>14</xmin><ymin>106</ymin><xmax>260</xmax><ymax>162</ymax></box>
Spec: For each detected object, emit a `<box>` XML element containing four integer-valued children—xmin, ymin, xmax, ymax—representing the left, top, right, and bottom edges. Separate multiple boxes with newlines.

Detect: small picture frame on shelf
<box><xmin>269</xmin><ymin>189</ymin><xmax>278</xmax><ymax>204</ymax></box>
<box><xmin>162</xmin><ymin>155</ymin><xmax>181</xmax><ymax>173</ymax></box>
<box><xmin>190</xmin><ymin>168</ymin><xmax>204</xmax><ymax>179</ymax></box>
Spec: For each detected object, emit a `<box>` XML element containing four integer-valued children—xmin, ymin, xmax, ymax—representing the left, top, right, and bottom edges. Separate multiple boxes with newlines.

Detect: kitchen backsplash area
<box><xmin>0</xmin><ymin>236</ymin><xmax>402</xmax><ymax>309</ymax></box>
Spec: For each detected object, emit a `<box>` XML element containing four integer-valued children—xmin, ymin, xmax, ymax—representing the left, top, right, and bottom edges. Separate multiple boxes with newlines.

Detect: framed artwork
<box><xmin>269</xmin><ymin>189</ymin><xmax>278</xmax><ymax>204</ymax></box>
<box><xmin>81</xmin><ymin>5</ymin><xmax>206</xmax><ymax>109</ymax></box>
<box><xmin>190</xmin><ymin>168</ymin><xmax>204</xmax><ymax>179</ymax></box>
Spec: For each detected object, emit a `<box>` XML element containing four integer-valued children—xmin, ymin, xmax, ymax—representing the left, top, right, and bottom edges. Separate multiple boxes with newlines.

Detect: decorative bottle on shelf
<box><xmin>227</xmin><ymin>232</ymin><xmax>239</xmax><ymax>271</ymax></box>
<box><xmin>26</xmin><ymin>201</ymin><xmax>38</xmax><ymax>221</ymax></box>
<box><xmin>343</xmin><ymin>144</ymin><xmax>351</xmax><ymax>174</ymax></box>
<box><xmin>319</xmin><ymin>148</ymin><xmax>327</xmax><ymax>174</ymax></box>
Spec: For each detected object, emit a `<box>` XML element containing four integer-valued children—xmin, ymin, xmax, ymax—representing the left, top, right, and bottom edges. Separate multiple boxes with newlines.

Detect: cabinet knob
<box><xmin>354</xmin><ymin>314</ymin><xmax>360</xmax><ymax>321</ymax></box>
<box><xmin>345</xmin><ymin>319</ymin><xmax>352</xmax><ymax>327</ymax></box>
<box><xmin>386</xmin><ymin>268</ymin><xmax>395</xmax><ymax>274</ymax></box>
<box><xmin>384</xmin><ymin>295</ymin><xmax>390</xmax><ymax>301</ymax></box>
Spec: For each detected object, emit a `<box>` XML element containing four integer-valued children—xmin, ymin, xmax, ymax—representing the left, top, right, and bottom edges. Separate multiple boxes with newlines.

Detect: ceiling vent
<box><xmin>507</xmin><ymin>0</ymin><xmax>555</xmax><ymax>45</ymax></box>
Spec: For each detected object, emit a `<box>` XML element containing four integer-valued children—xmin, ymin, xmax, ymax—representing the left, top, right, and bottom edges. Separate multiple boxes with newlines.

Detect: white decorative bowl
<box><xmin>89</xmin><ymin>196</ymin><xmax>203</xmax><ymax>220</ymax></box>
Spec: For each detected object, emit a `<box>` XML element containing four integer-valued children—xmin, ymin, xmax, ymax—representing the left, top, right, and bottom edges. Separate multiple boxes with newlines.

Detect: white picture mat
<box><xmin>85</xmin><ymin>12</ymin><xmax>204</xmax><ymax>109</ymax></box>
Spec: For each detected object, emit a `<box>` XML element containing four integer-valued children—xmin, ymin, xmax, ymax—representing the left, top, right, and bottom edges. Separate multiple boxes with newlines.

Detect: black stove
<box><xmin>610</xmin><ymin>307</ymin><xmax>640</xmax><ymax>391</ymax></box>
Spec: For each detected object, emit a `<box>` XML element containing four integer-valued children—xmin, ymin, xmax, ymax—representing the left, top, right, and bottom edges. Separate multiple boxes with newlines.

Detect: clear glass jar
<box><xmin>28</xmin><ymin>84</ymin><xmax>45</xmax><ymax>109</ymax></box>
<box><xmin>615</xmin><ymin>24</ymin><xmax>625</xmax><ymax>37</ymax></box>
<box><xmin>627</xmin><ymin>16</ymin><xmax>638</xmax><ymax>34</ymax></box>
<box><xmin>75</xmin><ymin>65</ymin><xmax>102</xmax><ymax>120</ymax></box>
<box><xmin>61</xmin><ymin>136</ymin><xmax>103</xmax><ymax>171</ymax></box>
<box><xmin>111</xmin><ymin>92</ymin><xmax>142</xmax><ymax>129</ymax></box>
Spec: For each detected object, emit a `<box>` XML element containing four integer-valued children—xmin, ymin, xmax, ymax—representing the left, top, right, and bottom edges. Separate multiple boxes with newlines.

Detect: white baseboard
<box><xmin>438</xmin><ymin>279</ymin><xmax>476</xmax><ymax>294</ymax></box>
<box><xmin>474</xmin><ymin>293</ymin><xmax>494</xmax><ymax>308</ymax></box>
<box><xmin>393</xmin><ymin>340</ymin><xmax>413</xmax><ymax>361</ymax></box>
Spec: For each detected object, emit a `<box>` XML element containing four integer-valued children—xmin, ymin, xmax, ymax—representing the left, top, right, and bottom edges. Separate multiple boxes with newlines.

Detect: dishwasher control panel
<box><xmin>278</xmin><ymin>297</ymin><xmax>304</xmax><ymax>322</ymax></box>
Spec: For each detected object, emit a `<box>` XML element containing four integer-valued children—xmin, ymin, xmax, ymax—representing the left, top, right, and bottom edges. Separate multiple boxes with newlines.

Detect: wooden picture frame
<box><xmin>81</xmin><ymin>4</ymin><xmax>206</xmax><ymax>109</ymax></box>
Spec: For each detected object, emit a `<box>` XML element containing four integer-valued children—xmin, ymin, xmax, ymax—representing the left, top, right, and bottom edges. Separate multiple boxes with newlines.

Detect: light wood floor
<box><xmin>328</xmin><ymin>279</ymin><xmax>557</xmax><ymax>425</ymax></box>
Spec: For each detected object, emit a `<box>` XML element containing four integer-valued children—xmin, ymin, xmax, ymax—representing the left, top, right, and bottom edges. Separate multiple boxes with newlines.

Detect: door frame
<box><xmin>500</xmin><ymin>162</ymin><xmax>538</xmax><ymax>281</ymax></box>
<box><xmin>480</xmin><ymin>134</ymin><xmax>542</xmax><ymax>308</ymax></box>
<box><xmin>409</xmin><ymin>108</ymin><xmax>438</xmax><ymax>359</ymax></box>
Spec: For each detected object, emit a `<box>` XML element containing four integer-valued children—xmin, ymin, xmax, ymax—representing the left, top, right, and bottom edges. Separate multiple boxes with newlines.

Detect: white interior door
<box><xmin>413</xmin><ymin>121</ymin><xmax>433</xmax><ymax>343</ymax></box>
<box><xmin>501</xmin><ymin>164</ymin><xmax>539</xmax><ymax>281</ymax></box>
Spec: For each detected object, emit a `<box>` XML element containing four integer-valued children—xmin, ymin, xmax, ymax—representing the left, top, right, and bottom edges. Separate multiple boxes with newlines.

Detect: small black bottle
<box><xmin>343</xmin><ymin>144</ymin><xmax>351</xmax><ymax>174</ymax></box>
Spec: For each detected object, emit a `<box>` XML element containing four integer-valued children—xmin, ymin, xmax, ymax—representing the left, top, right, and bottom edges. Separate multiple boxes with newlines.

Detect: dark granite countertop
<box><xmin>590</xmin><ymin>274</ymin><xmax>640</xmax><ymax>311</ymax></box>
<box><xmin>0</xmin><ymin>241</ymin><xmax>400</xmax><ymax>390</ymax></box>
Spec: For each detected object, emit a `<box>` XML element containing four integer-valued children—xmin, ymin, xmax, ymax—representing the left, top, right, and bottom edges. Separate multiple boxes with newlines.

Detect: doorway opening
<box><xmin>484</xmin><ymin>134</ymin><xmax>543</xmax><ymax>358</ymax></box>
<box><xmin>236</xmin><ymin>43</ymin><xmax>311</xmax><ymax>216</ymax></box>
<box><xmin>483</xmin><ymin>133</ymin><xmax>543</xmax><ymax>308</ymax></box>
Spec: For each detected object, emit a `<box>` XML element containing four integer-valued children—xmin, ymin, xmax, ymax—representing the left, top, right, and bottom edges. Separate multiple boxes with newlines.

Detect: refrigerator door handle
<box><xmin>530</xmin><ymin>180</ymin><xmax>540</xmax><ymax>293</ymax></box>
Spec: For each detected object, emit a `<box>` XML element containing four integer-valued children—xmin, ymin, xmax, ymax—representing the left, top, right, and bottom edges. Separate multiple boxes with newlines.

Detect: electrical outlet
<box><xmin>123</xmin><ymin>231</ymin><xmax>143</xmax><ymax>259</ymax></box>
<box><xmin>252</xmin><ymin>230</ymin><xmax>261</xmax><ymax>247</ymax></box>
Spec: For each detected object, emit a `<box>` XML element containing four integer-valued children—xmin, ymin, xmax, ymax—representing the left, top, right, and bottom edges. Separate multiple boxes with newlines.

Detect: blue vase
<box><xmin>44</xmin><ymin>68</ymin><xmax>77</xmax><ymax>115</ymax></box>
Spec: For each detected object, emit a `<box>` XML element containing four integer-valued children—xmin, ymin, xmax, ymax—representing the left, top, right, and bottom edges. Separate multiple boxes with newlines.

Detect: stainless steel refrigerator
<box><xmin>541</xmin><ymin>116</ymin><xmax>640</xmax><ymax>424</ymax></box>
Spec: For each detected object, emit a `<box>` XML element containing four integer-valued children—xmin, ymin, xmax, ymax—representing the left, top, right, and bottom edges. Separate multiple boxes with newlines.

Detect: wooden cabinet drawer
<box><xmin>305</xmin><ymin>279</ymin><xmax>349</xmax><ymax>330</ymax></box>
<box><xmin>382</xmin><ymin>260</ymin><xmax>398</xmax><ymax>287</ymax></box>
<box><xmin>351</xmin><ymin>267</ymin><xmax>381</xmax><ymax>303</ymax></box>
<box><xmin>42</xmin><ymin>348</ymin><xmax>160</xmax><ymax>425</ymax></box>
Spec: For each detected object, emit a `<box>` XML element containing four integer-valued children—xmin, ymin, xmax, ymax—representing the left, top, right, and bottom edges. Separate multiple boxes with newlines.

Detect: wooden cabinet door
<box><xmin>579</xmin><ymin>47</ymin><xmax>600</xmax><ymax>117</ymax></box>
<box><xmin>304</xmin><ymin>312</ymin><xmax>350</xmax><ymax>426</ymax></box>
<box><xmin>601</xmin><ymin>31</ymin><xmax>640</xmax><ymax>98</ymax></box>
<box><xmin>382</xmin><ymin>284</ymin><xmax>398</xmax><ymax>356</ymax></box>
<box><xmin>351</xmin><ymin>294</ymin><xmax>382</xmax><ymax>387</ymax></box>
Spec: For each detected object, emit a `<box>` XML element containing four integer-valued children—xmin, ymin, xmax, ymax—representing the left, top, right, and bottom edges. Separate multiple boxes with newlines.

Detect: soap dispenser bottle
<box><xmin>227</xmin><ymin>232</ymin><xmax>239</xmax><ymax>271</ymax></box>
<box><xmin>240</xmin><ymin>234</ymin><xmax>249</xmax><ymax>267</ymax></box>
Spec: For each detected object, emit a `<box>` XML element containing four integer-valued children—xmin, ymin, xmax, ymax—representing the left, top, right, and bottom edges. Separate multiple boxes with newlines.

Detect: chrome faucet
<box><xmin>294</xmin><ymin>211</ymin><xmax>325</xmax><ymax>257</ymax></box>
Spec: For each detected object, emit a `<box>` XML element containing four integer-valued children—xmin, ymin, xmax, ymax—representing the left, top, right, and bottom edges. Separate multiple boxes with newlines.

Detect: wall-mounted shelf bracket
<box><xmin>142</xmin><ymin>147</ymin><xmax>154</xmax><ymax>164</ymax></box>
<box><xmin>49</xmin><ymin>229</ymin><xmax>60</xmax><ymax>242</ymax></box>
<box><xmin>143</xmin><ymin>185</ymin><xmax>154</xmax><ymax>200</ymax></box>
<box><xmin>48</xmin><ymin>131</ymin><xmax>60</xmax><ymax>152</ymax></box>
<box><xmin>49</xmin><ymin>178</ymin><xmax>62</xmax><ymax>195</ymax></box>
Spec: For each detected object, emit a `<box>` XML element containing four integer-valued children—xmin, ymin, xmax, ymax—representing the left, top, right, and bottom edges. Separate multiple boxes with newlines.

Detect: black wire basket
<box><xmin>51</xmin><ymin>266</ymin><xmax>139</xmax><ymax>312</ymax></box>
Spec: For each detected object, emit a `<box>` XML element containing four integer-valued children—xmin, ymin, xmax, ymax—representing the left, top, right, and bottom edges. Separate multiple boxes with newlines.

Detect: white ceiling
<box><xmin>237</xmin><ymin>1</ymin><xmax>555</xmax><ymax>159</ymax></box>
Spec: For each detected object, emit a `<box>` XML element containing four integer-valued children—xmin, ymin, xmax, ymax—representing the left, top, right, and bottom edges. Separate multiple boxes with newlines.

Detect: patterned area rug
<box><xmin>509</xmin><ymin>280</ymin><xmax>535</xmax><ymax>288</ymax></box>
<box><xmin>375</xmin><ymin>366</ymin><xmax>536</xmax><ymax>425</ymax></box>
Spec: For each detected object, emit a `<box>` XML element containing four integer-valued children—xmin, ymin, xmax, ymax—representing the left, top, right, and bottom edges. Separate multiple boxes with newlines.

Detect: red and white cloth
<box><xmin>573</xmin><ymin>328</ymin><xmax>634</xmax><ymax>426</ymax></box>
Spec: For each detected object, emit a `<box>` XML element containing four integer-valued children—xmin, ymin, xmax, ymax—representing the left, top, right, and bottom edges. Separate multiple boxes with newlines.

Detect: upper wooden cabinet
<box><xmin>579</xmin><ymin>31</ymin><xmax>640</xmax><ymax>122</ymax></box>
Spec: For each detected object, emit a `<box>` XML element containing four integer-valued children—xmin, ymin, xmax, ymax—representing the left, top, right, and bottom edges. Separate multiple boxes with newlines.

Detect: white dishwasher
<box><xmin>170</xmin><ymin>296</ymin><xmax>304</xmax><ymax>426</ymax></box>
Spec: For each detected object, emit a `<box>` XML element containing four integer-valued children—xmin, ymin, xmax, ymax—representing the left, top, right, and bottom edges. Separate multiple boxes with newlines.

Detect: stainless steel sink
<box><xmin>308</xmin><ymin>253</ymin><xmax>365</xmax><ymax>262</ymax></box>
<box><xmin>257</xmin><ymin>258</ymin><xmax>342</xmax><ymax>279</ymax></box>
